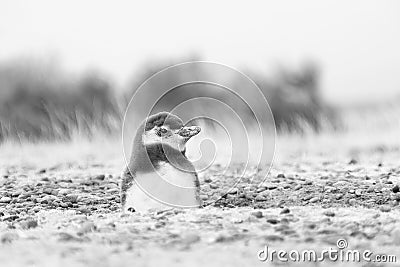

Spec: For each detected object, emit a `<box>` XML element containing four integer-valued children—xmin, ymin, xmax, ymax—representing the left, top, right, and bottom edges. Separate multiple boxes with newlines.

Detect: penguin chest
<box><xmin>124</xmin><ymin>162</ymin><xmax>200</xmax><ymax>212</ymax></box>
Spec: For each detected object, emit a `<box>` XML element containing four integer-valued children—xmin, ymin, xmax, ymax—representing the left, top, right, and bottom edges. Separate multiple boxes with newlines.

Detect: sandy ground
<box><xmin>1</xmin><ymin>137</ymin><xmax>400</xmax><ymax>267</ymax></box>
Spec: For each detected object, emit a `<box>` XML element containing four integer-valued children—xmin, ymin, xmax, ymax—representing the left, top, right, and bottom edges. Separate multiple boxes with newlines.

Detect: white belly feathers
<box><xmin>124</xmin><ymin>162</ymin><xmax>200</xmax><ymax>212</ymax></box>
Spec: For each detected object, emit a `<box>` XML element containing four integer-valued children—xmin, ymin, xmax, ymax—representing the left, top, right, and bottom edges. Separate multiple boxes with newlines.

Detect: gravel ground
<box><xmin>1</xmin><ymin>142</ymin><xmax>400</xmax><ymax>266</ymax></box>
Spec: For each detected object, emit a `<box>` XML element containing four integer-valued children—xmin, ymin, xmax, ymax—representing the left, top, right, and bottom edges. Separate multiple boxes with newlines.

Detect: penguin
<box><xmin>120</xmin><ymin>112</ymin><xmax>202</xmax><ymax>212</ymax></box>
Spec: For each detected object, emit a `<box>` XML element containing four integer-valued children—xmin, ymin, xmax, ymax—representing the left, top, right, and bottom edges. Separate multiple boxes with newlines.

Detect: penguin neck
<box><xmin>130</xmin><ymin>132</ymin><xmax>187</xmax><ymax>173</ymax></box>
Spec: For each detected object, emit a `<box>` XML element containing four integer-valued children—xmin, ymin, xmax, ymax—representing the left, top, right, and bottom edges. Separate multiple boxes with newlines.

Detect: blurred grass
<box><xmin>0</xmin><ymin>57</ymin><xmax>337</xmax><ymax>143</ymax></box>
<box><xmin>249</xmin><ymin>62</ymin><xmax>338</xmax><ymax>133</ymax></box>
<box><xmin>0</xmin><ymin>58</ymin><xmax>122</xmax><ymax>142</ymax></box>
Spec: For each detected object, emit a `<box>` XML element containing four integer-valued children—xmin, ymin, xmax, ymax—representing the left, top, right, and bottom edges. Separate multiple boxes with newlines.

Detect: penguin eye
<box><xmin>156</xmin><ymin>127</ymin><xmax>168</xmax><ymax>136</ymax></box>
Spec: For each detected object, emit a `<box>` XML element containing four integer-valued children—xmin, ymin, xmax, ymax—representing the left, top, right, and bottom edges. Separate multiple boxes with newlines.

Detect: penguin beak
<box><xmin>178</xmin><ymin>126</ymin><xmax>201</xmax><ymax>139</ymax></box>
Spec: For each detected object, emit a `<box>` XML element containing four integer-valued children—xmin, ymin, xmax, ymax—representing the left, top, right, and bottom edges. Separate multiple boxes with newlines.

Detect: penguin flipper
<box><xmin>120</xmin><ymin>167</ymin><xmax>135</xmax><ymax>211</ymax></box>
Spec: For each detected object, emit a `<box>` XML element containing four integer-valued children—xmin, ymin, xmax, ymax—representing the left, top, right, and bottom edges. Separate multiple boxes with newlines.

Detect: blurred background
<box><xmin>0</xmin><ymin>0</ymin><xmax>399</xmax><ymax>147</ymax></box>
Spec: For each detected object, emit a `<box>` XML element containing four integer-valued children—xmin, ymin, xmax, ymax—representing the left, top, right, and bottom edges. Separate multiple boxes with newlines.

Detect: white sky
<box><xmin>1</xmin><ymin>0</ymin><xmax>399</xmax><ymax>106</ymax></box>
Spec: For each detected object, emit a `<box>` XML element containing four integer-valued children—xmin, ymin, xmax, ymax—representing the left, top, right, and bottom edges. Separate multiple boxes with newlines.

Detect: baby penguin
<box><xmin>120</xmin><ymin>112</ymin><xmax>202</xmax><ymax>212</ymax></box>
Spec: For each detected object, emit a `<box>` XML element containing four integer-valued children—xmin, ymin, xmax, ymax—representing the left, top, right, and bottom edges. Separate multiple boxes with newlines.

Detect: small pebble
<box><xmin>294</xmin><ymin>185</ymin><xmax>302</xmax><ymax>190</ymax></box>
<box><xmin>280</xmin><ymin>208</ymin><xmax>290</xmax><ymax>214</ymax></box>
<box><xmin>333</xmin><ymin>181</ymin><xmax>348</xmax><ymax>187</ymax></box>
<box><xmin>204</xmin><ymin>177</ymin><xmax>212</xmax><ymax>183</ymax></box>
<box><xmin>94</xmin><ymin>174</ymin><xmax>105</xmax><ymax>180</ymax></box>
<box><xmin>0</xmin><ymin>197</ymin><xmax>12</xmax><ymax>203</ymax></box>
<box><xmin>348</xmin><ymin>199</ymin><xmax>357</xmax><ymax>206</ymax></box>
<box><xmin>231</xmin><ymin>218</ymin><xmax>243</xmax><ymax>224</ymax></box>
<box><xmin>380</xmin><ymin>205</ymin><xmax>391</xmax><ymax>212</ymax></box>
<box><xmin>323</xmin><ymin>211</ymin><xmax>335</xmax><ymax>217</ymax></box>
<box><xmin>256</xmin><ymin>187</ymin><xmax>266</xmax><ymax>193</ymax></box>
<box><xmin>367</xmin><ymin>186</ymin><xmax>375</xmax><ymax>193</ymax></box>
<box><xmin>200</xmin><ymin>195</ymin><xmax>208</xmax><ymax>201</ymax></box>
<box><xmin>107</xmin><ymin>188</ymin><xmax>119</xmax><ymax>194</ymax></box>
<box><xmin>355</xmin><ymin>189</ymin><xmax>362</xmax><ymax>196</ymax></box>
<box><xmin>255</xmin><ymin>195</ymin><xmax>267</xmax><ymax>201</ymax></box>
<box><xmin>43</xmin><ymin>188</ymin><xmax>53</xmax><ymax>194</ymax></box>
<box><xmin>2</xmin><ymin>215</ymin><xmax>19</xmax><ymax>221</ymax></box>
<box><xmin>251</xmin><ymin>211</ymin><xmax>263</xmax><ymax>218</ymax></box>
<box><xmin>264</xmin><ymin>235</ymin><xmax>284</xmax><ymax>242</ymax></box>
<box><xmin>58</xmin><ymin>189</ymin><xmax>72</xmax><ymax>195</ymax></box>
<box><xmin>64</xmin><ymin>194</ymin><xmax>79</xmax><ymax>203</ymax></box>
<box><xmin>32</xmin><ymin>206</ymin><xmax>41</xmax><ymax>213</ymax></box>
<box><xmin>392</xmin><ymin>185</ymin><xmax>400</xmax><ymax>193</ymax></box>
<box><xmin>77</xmin><ymin>207</ymin><xmax>91</xmax><ymax>214</ymax></box>
<box><xmin>20</xmin><ymin>219</ymin><xmax>38</xmax><ymax>229</ymax></box>
<box><xmin>266</xmin><ymin>218</ymin><xmax>279</xmax><ymax>224</ymax></box>
<box><xmin>348</xmin><ymin>159</ymin><xmax>358</xmax><ymax>165</ymax></box>
<box><xmin>210</xmin><ymin>184</ymin><xmax>218</xmax><ymax>189</ymax></box>
<box><xmin>212</xmin><ymin>234</ymin><xmax>230</xmax><ymax>243</ymax></box>
<box><xmin>228</xmin><ymin>188</ymin><xmax>238</xmax><ymax>194</ymax></box>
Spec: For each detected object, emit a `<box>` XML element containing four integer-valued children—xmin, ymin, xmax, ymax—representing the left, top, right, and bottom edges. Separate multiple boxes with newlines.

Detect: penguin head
<box><xmin>141</xmin><ymin>112</ymin><xmax>201</xmax><ymax>152</ymax></box>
